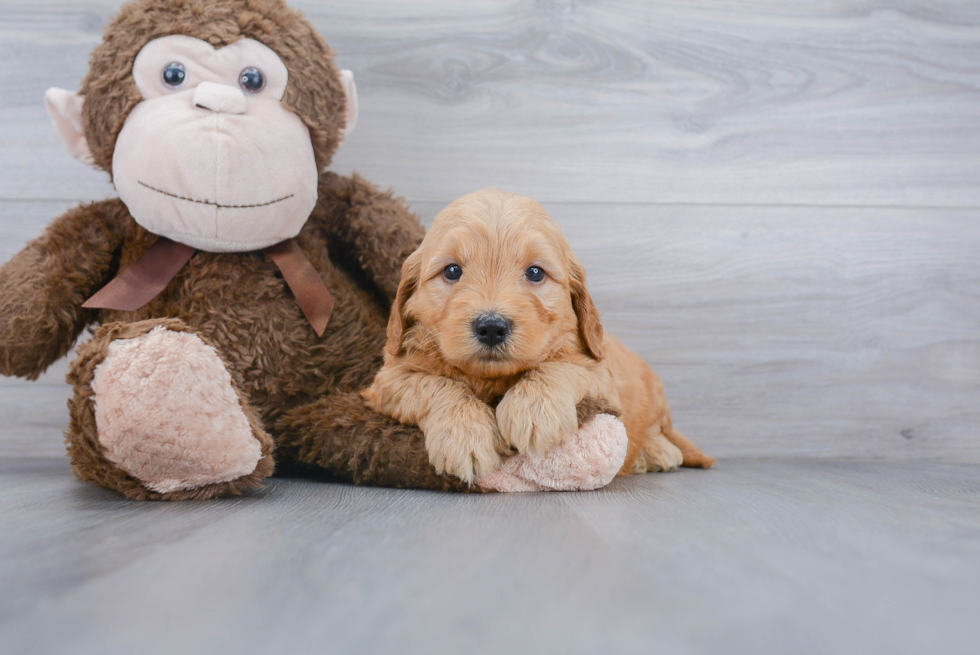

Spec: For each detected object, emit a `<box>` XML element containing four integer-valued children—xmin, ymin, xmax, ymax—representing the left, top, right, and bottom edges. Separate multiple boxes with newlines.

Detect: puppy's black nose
<box><xmin>472</xmin><ymin>314</ymin><xmax>512</xmax><ymax>347</ymax></box>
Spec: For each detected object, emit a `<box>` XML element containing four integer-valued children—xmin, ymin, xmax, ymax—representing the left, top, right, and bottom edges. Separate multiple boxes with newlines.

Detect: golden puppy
<box><xmin>363</xmin><ymin>189</ymin><xmax>714</xmax><ymax>484</ymax></box>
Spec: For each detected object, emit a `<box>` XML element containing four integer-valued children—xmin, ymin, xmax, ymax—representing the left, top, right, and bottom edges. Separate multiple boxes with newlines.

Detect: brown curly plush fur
<box><xmin>276</xmin><ymin>394</ymin><xmax>618</xmax><ymax>494</ymax></box>
<box><xmin>0</xmin><ymin>169</ymin><xmax>444</xmax><ymax>499</ymax></box>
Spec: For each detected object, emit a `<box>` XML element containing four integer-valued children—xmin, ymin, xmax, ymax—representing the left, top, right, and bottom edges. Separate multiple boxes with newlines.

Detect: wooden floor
<box><xmin>1</xmin><ymin>1</ymin><xmax>979</xmax><ymax>653</ymax></box>
<box><xmin>1</xmin><ymin>458</ymin><xmax>978</xmax><ymax>655</ymax></box>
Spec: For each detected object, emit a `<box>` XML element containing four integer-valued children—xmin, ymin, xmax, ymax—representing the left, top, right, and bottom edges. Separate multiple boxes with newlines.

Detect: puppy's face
<box><xmin>388</xmin><ymin>189</ymin><xmax>603</xmax><ymax>378</ymax></box>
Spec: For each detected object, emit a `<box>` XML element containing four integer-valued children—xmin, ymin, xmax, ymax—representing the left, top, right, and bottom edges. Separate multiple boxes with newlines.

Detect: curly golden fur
<box><xmin>365</xmin><ymin>189</ymin><xmax>714</xmax><ymax>484</ymax></box>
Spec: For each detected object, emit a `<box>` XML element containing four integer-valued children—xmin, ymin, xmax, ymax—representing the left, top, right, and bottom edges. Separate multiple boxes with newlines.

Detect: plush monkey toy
<box><xmin>0</xmin><ymin>0</ymin><xmax>628</xmax><ymax>500</ymax></box>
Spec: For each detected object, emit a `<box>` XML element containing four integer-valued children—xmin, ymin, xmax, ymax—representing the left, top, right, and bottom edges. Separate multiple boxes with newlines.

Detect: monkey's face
<box><xmin>103</xmin><ymin>35</ymin><xmax>319</xmax><ymax>252</ymax></box>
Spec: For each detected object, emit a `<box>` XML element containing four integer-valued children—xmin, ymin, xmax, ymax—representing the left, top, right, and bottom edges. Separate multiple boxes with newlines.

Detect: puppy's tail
<box><xmin>663</xmin><ymin>424</ymin><xmax>715</xmax><ymax>469</ymax></box>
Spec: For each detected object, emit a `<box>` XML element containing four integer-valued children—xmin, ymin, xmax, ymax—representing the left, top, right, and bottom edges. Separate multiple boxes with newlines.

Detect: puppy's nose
<box><xmin>472</xmin><ymin>314</ymin><xmax>512</xmax><ymax>347</ymax></box>
<box><xmin>193</xmin><ymin>82</ymin><xmax>247</xmax><ymax>114</ymax></box>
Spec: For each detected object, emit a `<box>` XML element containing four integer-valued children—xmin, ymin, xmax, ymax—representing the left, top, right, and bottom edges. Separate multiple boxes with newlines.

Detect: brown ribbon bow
<box><xmin>83</xmin><ymin>237</ymin><xmax>335</xmax><ymax>337</ymax></box>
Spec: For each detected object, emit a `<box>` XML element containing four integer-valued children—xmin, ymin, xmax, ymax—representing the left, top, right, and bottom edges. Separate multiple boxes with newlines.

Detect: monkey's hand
<box><xmin>0</xmin><ymin>201</ymin><xmax>123</xmax><ymax>379</ymax></box>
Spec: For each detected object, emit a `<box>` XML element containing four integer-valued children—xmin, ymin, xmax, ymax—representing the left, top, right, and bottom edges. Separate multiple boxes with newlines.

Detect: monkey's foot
<box><xmin>477</xmin><ymin>414</ymin><xmax>628</xmax><ymax>492</ymax></box>
<box><xmin>90</xmin><ymin>325</ymin><xmax>270</xmax><ymax>495</ymax></box>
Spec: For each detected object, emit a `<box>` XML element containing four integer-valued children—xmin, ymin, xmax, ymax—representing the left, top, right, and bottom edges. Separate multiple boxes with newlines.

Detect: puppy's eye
<box><xmin>162</xmin><ymin>62</ymin><xmax>187</xmax><ymax>88</ymax></box>
<box><xmin>443</xmin><ymin>264</ymin><xmax>463</xmax><ymax>282</ymax></box>
<box><xmin>525</xmin><ymin>266</ymin><xmax>546</xmax><ymax>283</ymax></box>
<box><xmin>239</xmin><ymin>67</ymin><xmax>265</xmax><ymax>93</ymax></box>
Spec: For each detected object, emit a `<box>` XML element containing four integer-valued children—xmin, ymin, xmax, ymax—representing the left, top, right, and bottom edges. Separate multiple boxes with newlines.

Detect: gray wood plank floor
<box><xmin>1</xmin><ymin>459</ymin><xmax>978</xmax><ymax>655</ymax></box>
<box><xmin>1</xmin><ymin>2</ymin><xmax>979</xmax><ymax>653</ymax></box>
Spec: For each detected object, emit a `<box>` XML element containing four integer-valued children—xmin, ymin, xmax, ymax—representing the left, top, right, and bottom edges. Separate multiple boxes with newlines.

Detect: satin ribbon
<box><xmin>262</xmin><ymin>239</ymin><xmax>335</xmax><ymax>337</ymax></box>
<box><xmin>83</xmin><ymin>237</ymin><xmax>334</xmax><ymax>337</ymax></box>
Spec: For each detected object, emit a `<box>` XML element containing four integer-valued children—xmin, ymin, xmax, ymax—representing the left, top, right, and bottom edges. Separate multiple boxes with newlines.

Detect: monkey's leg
<box><xmin>66</xmin><ymin>319</ymin><xmax>274</xmax><ymax>501</ymax></box>
<box><xmin>275</xmin><ymin>392</ymin><xmax>472</xmax><ymax>492</ymax></box>
<box><xmin>274</xmin><ymin>395</ymin><xmax>622</xmax><ymax>492</ymax></box>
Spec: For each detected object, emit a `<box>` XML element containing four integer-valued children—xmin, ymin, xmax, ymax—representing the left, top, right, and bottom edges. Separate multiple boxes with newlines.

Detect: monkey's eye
<box><xmin>525</xmin><ymin>266</ymin><xmax>546</xmax><ymax>283</ymax></box>
<box><xmin>443</xmin><ymin>264</ymin><xmax>463</xmax><ymax>282</ymax></box>
<box><xmin>239</xmin><ymin>67</ymin><xmax>265</xmax><ymax>93</ymax></box>
<box><xmin>162</xmin><ymin>62</ymin><xmax>187</xmax><ymax>88</ymax></box>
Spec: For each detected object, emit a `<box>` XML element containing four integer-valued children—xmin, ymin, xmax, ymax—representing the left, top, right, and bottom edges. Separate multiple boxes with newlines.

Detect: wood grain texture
<box><xmin>0</xmin><ymin>459</ymin><xmax>977</xmax><ymax>654</ymax></box>
<box><xmin>1</xmin><ymin>1</ymin><xmax>980</xmax><ymax>205</ymax></box>
<box><xmin>2</xmin><ymin>200</ymin><xmax>978</xmax><ymax>461</ymax></box>
<box><xmin>0</xmin><ymin>360</ymin><xmax>71</xmax><ymax>458</ymax></box>
<box><xmin>0</xmin><ymin>203</ymin><xmax>78</xmax><ymax>458</ymax></box>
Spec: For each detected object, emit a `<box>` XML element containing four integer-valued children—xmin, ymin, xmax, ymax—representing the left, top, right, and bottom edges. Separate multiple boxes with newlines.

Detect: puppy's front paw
<box><xmin>423</xmin><ymin>402</ymin><xmax>505</xmax><ymax>485</ymax></box>
<box><xmin>496</xmin><ymin>380</ymin><xmax>579</xmax><ymax>457</ymax></box>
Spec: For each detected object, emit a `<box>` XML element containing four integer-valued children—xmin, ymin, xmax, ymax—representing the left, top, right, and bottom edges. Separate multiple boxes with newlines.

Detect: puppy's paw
<box><xmin>635</xmin><ymin>432</ymin><xmax>684</xmax><ymax>473</ymax></box>
<box><xmin>496</xmin><ymin>380</ymin><xmax>579</xmax><ymax>457</ymax></box>
<box><xmin>424</xmin><ymin>402</ymin><xmax>505</xmax><ymax>485</ymax></box>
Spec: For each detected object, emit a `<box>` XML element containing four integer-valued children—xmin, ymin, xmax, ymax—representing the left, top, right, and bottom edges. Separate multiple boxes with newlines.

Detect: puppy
<box><xmin>363</xmin><ymin>189</ymin><xmax>714</xmax><ymax>484</ymax></box>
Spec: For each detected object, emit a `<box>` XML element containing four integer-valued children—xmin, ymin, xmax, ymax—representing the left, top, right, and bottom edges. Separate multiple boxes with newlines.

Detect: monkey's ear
<box><xmin>44</xmin><ymin>88</ymin><xmax>94</xmax><ymax>166</ymax></box>
<box><xmin>338</xmin><ymin>70</ymin><xmax>358</xmax><ymax>138</ymax></box>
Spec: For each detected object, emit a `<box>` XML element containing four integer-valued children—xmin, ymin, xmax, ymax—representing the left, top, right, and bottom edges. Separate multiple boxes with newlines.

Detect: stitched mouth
<box><xmin>138</xmin><ymin>181</ymin><xmax>294</xmax><ymax>209</ymax></box>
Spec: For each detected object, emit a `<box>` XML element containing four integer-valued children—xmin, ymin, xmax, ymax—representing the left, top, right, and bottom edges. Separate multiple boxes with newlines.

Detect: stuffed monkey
<box><xmin>0</xmin><ymin>0</ymin><xmax>627</xmax><ymax>500</ymax></box>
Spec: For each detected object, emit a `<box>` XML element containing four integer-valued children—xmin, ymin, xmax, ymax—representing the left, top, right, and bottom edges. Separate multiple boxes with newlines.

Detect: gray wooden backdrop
<box><xmin>1</xmin><ymin>0</ymin><xmax>978</xmax><ymax>462</ymax></box>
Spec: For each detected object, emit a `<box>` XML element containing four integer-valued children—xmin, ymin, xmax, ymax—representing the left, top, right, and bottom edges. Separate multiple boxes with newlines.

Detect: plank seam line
<box><xmin>3</xmin><ymin>198</ymin><xmax>980</xmax><ymax>212</ymax></box>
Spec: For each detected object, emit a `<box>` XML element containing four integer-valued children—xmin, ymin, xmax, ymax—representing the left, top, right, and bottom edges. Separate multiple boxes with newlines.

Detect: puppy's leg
<box><xmin>421</xmin><ymin>398</ymin><xmax>504</xmax><ymax>485</ymax></box>
<box><xmin>663</xmin><ymin>424</ymin><xmax>716</xmax><ymax>468</ymax></box>
<box><xmin>631</xmin><ymin>424</ymin><xmax>683</xmax><ymax>474</ymax></box>
<box><xmin>364</xmin><ymin>363</ymin><xmax>507</xmax><ymax>484</ymax></box>
<box><xmin>496</xmin><ymin>362</ymin><xmax>611</xmax><ymax>457</ymax></box>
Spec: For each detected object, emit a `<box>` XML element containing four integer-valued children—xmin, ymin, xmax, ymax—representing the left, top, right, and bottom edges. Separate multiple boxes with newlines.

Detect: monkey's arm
<box><xmin>313</xmin><ymin>172</ymin><xmax>425</xmax><ymax>303</ymax></box>
<box><xmin>0</xmin><ymin>200</ymin><xmax>125</xmax><ymax>379</ymax></box>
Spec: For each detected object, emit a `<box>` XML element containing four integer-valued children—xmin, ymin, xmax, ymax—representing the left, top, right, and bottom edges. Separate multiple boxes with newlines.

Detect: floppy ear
<box><xmin>569</xmin><ymin>256</ymin><xmax>604</xmax><ymax>361</ymax></box>
<box><xmin>338</xmin><ymin>70</ymin><xmax>358</xmax><ymax>138</ymax></box>
<box><xmin>44</xmin><ymin>88</ymin><xmax>94</xmax><ymax>165</ymax></box>
<box><xmin>385</xmin><ymin>249</ymin><xmax>422</xmax><ymax>356</ymax></box>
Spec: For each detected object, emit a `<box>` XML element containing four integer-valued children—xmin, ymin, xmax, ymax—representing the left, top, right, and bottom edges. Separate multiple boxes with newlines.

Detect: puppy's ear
<box><xmin>569</xmin><ymin>255</ymin><xmax>604</xmax><ymax>361</ymax></box>
<box><xmin>386</xmin><ymin>249</ymin><xmax>422</xmax><ymax>356</ymax></box>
